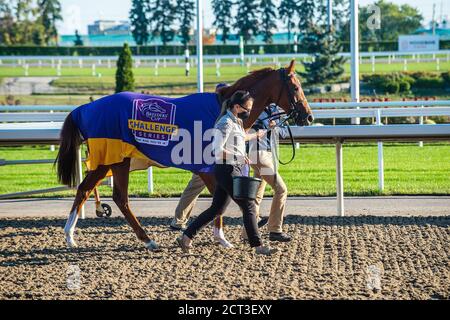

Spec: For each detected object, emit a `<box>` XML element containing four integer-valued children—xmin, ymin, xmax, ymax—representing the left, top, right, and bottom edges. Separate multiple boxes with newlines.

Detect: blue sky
<box><xmin>58</xmin><ymin>0</ymin><xmax>448</xmax><ymax>35</ymax></box>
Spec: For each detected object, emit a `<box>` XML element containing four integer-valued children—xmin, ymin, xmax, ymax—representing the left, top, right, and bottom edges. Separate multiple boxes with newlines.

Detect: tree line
<box><xmin>130</xmin><ymin>0</ymin><xmax>423</xmax><ymax>46</ymax></box>
<box><xmin>0</xmin><ymin>0</ymin><xmax>62</xmax><ymax>45</ymax></box>
<box><xmin>0</xmin><ymin>0</ymin><xmax>423</xmax><ymax>47</ymax></box>
<box><xmin>130</xmin><ymin>0</ymin><xmax>333</xmax><ymax>46</ymax></box>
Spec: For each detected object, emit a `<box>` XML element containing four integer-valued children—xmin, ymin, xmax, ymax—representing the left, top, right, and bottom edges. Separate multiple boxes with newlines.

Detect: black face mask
<box><xmin>237</xmin><ymin>104</ymin><xmax>250</xmax><ymax>120</ymax></box>
<box><xmin>238</xmin><ymin>111</ymin><xmax>250</xmax><ymax>120</ymax></box>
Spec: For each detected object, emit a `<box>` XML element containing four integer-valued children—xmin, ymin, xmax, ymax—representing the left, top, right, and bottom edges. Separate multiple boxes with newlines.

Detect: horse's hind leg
<box><xmin>110</xmin><ymin>158</ymin><xmax>159</xmax><ymax>251</ymax></box>
<box><xmin>198</xmin><ymin>172</ymin><xmax>233</xmax><ymax>248</ymax></box>
<box><xmin>64</xmin><ymin>166</ymin><xmax>110</xmax><ymax>248</ymax></box>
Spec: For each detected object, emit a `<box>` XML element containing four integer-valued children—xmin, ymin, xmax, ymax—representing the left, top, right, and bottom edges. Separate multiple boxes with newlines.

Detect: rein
<box><xmin>267</xmin><ymin>68</ymin><xmax>304</xmax><ymax>165</ymax></box>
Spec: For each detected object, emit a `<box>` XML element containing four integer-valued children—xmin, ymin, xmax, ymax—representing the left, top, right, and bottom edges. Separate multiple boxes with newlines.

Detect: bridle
<box><xmin>262</xmin><ymin>68</ymin><xmax>312</xmax><ymax>165</ymax></box>
<box><xmin>217</xmin><ymin>68</ymin><xmax>312</xmax><ymax>165</ymax></box>
<box><xmin>275</xmin><ymin>68</ymin><xmax>311</xmax><ymax>126</ymax></box>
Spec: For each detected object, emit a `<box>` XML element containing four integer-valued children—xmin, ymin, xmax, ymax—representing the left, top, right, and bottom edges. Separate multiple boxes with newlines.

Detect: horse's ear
<box><xmin>287</xmin><ymin>59</ymin><xmax>296</xmax><ymax>74</ymax></box>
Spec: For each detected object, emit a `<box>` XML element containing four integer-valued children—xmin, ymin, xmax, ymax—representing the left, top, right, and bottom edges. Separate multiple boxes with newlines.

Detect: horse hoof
<box><xmin>145</xmin><ymin>240</ymin><xmax>160</xmax><ymax>252</ymax></box>
<box><xmin>65</xmin><ymin>234</ymin><xmax>78</xmax><ymax>248</ymax></box>
<box><xmin>215</xmin><ymin>237</ymin><xmax>234</xmax><ymax>249</ymax></box>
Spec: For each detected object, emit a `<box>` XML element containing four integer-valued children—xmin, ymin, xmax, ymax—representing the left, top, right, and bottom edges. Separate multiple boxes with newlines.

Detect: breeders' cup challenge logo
<box><xmin>129</xmin><ymin>98</ymin><xmax>178</xmax><ymax>146</ymax></box>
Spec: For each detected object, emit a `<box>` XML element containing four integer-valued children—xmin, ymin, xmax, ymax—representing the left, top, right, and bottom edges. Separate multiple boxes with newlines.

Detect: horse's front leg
<box><xmin>198</xmin><ymin>172</ymin><xmax>233</xmax><ymax>248</ymax></box>
<box><xmin>111</xmin><ymin>159</ymin><xmax>159</xmax><ymax>251</ymax></box>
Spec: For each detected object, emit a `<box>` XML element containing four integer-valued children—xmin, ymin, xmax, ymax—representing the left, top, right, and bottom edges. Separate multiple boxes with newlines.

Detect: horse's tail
<box><xmin>55</xmin><ymin>113</ymin><xmax>83</xmax><ymax>188</ymax></box>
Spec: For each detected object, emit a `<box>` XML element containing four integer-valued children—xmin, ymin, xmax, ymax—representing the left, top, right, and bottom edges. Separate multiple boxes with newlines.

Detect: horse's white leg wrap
<box><xmin>213</xmin><ymin>226</ymin><xmax>234</xmax><ymax>248</ymax></box>
<box><xmin>144</xmin><ymin>240</ymin><xmax>160</xmax><ymax>251</ymax></box>
<box><xmin>64</xmin><ymin>209</ymin><xmax>79</xmax><ymax>248</ymax></box>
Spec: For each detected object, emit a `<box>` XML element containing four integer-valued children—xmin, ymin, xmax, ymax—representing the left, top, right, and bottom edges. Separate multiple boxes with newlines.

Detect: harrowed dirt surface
<box><xmin>0</xmin><ymin>215</ymin><xmax>448</xmax><ymax>300</ymax></box>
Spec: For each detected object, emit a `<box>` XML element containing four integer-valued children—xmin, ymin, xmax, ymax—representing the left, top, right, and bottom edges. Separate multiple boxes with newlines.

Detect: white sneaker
<box><xmin>214</xmin><ymin>236</ymin><xmax>234</xmax><ymax>248</ymax></box>
<box><xmin>213</xmin><ymin>227</ymin><xmax>234</xmax><ymax>248</ymax></box>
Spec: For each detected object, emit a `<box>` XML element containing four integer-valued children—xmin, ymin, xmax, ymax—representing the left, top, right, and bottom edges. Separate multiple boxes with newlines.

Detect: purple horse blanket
<box><xmin>71</xmin><ymin>92</ymin><xmax>221</xmax><ymax>173</ymax></box>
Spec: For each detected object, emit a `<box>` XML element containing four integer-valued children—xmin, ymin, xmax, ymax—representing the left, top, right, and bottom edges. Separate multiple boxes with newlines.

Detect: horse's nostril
<box><xmin>307</xmin><ymin>115</ymin><xmax>314</xmax><ymax>123</ymax></box>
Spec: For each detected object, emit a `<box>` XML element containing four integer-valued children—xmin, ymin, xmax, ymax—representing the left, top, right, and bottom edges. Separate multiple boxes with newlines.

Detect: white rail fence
<box><xmin>1</xmin><ymin>100</ymin><xmax>450</xmax><ymax>216</ymax></box>
<box><xmin>1</xmin><ymin>50</ymin><xmax>449</xmax><ymax>74</ymax></box>
<box><xmin>1</xmin><ymin>50</ymin><xmax>449</xmax><ymax>63</ymax></box>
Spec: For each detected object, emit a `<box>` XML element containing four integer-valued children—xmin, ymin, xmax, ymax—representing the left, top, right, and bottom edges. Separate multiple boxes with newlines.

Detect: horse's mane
<box><xmin>219</xmin><ymin>67</ymin><xmax>276</xmax><ymax>98</ymax></box>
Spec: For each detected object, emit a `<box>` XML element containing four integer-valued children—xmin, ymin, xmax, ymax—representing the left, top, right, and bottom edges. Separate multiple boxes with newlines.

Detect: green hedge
<box><xmin>362</xmin><ymin>71</ymin><xmax>449</xmax><ymax>94</ymax></box>
<box><xmin>1</xmin><ymin>40</ymin><xmax>449</xmax><ymax>56</ymax></box>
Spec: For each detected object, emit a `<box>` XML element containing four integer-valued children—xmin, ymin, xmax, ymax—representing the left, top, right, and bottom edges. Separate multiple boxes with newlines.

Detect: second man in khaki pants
<box><xmin>245</xmin><ymin>103</ymin><xmax>291</xmax><ymax>242</ymax></box>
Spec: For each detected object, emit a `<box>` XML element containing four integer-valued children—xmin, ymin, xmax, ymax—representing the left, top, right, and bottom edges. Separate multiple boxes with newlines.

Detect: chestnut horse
<box><xmin>56</xmin><ymin>59</ymin><xmax>313</xmax><ymax>250</ymax></box>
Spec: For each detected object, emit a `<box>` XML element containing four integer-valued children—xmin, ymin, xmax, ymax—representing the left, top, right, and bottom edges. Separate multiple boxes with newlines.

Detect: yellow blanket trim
<box><xmin>85</xmin><ymin>138</ymin><xmax>165</xmax><ymax>174</ymax></box>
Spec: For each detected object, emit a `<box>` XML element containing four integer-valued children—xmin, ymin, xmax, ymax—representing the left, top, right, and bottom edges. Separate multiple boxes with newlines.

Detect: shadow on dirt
<box><xmin>0</xmin><ymin>215</ymin><xmax>448</xmax><ymax>230</ymax></box>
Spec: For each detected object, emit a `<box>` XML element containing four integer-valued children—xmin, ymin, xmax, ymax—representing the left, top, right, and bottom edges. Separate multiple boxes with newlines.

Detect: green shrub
<box><xmin>401</xmin><ymin>75</ymin><xmax>416</xmax><ymax>85</ymax></box>
<box><xmin>398</xmin><ymin>80</ymin><xmax>411</xmax><ymax>92</ymax></box>
<box><xmin>408</xmin><ymin>71</ymin><xmax>430</xmax><ymax>80</ymax></box>
<box><xmin>429</xmin><ymin>116</ymin><xmax>450</xmax><ymax>124</ymax></box>
<box><xmin>364</xmin><ymin>71</ymin><xmax>448</xmax><ymax>92</ymax></box>
<box><xmin>413</xmin><ymin>77</ymin><xmax>444</xmax><ymax>89</ymax></box>
<box><xmin>424</xmin><ymin>119</ymin><xmax>436</xmax><ymax>125</ymax></box>
<box><xmin>442</xmin><ymin>72</ymin><xmax>450</xmax><ymax>86</ymax></box>
<box><xmin>363</xmin><ymin>72</ymin><xmax>417</xmax><ymax>93</ymax></box>
<box><xmin>385</xmin><ymin>81</ymin><xmax>400</xmax><ymax>94</ymax></box>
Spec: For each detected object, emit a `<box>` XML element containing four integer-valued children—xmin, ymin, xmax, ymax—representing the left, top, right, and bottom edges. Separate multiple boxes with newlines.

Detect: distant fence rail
<box><xmin>0</xmin><ymin>50</ymin><xmax>449</xmax><ymax>68</ymax></box>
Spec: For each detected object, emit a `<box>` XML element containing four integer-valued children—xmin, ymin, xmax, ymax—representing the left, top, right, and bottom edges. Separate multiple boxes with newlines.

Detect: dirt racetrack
<box><xmin>0</xmin><ymin>215</ymin><xmax>449</xmax><ymax>300</ymax></box>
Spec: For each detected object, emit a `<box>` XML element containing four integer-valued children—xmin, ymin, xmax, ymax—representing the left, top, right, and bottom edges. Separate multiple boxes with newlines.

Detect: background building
<box><xmin>88</xmin><ymin>20</ymin><xmax>131</xmax><ymax>36</ymax></box>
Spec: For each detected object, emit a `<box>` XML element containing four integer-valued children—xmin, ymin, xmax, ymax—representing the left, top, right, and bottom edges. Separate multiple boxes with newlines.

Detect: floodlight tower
<box><xmin>196</xmin><ymin>0</ymin><xmax>204</xmax><ymax>92</ymax></box>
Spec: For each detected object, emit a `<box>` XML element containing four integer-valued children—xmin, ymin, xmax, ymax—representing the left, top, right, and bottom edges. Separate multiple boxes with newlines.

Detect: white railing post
<box><xmin>148</xmin><ymin>167</ymin><xmax>154</xmax><ymax>194</ymax></box>
<box><xmin>50</xmin><ymin>110</ymin><xmax>55</xmax><ymax>152</ymax></box>
<box><xmin>154</xmin><ymin>61</ymin><xmax>159</xmax><ymax>76</ymax></box>
<box><xmin>76</xmin><ymin>147</ymin><xmax>85</xmax><ymax>219</ymax></box>
<box><xmin>216</xmin><ymin>58</ymin><xmax>221</xmax><ymax>77</ymax></box>
<box><xmin>419</xmin><ymin>105</ymin><xmax>424</xmax><ymax>147</ymax></box>
<box><xmin>56</xmin><ymin>63</ymin><xmax>61</xmax><ymax>76</ymax></box>
<box><xmin>185</xmin><ymin>48</ymin><xmax>190</xmax><ymax>76</ymax></box>
<box><xmin>371</xmin><ymin>55</ymin><xmax>375</xmax><ymax>73</ymax></box>
<box><xmin>376</xmin><ymin>109</ymin><xmax>384</xmax><ymax>191</ymax></box>
<box><xmin>336</xmin><ymin>140</ymin><xmax>344</xmax><ymax>217</ymax></box>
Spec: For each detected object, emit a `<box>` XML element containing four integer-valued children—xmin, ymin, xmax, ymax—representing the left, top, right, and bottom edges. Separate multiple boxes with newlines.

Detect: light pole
<box><xmin>196</xmin><ymin>0</ymin><xmax>204</xmax><ymax>93</ymax></box>
<box><xmin>328</xmin><ymin>0</ymin><xmax>333</xmax><ymax>29</ymax></box>
<box><xmin>350</xmin><ymin>0</ymin><xmax>360</xmax><ymax>124</ymax></box>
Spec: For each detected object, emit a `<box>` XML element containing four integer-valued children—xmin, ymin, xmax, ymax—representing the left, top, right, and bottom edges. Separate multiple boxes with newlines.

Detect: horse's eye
<box><xmin>294</xmin><ymin>86</ymin><xmax>299</xmax><ymax>91</ymax></box>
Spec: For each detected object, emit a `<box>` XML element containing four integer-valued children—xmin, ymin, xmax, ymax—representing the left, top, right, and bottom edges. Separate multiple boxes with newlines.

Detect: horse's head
<box><xmin>275</xmin><ymin>60</ymin><xmax>314</xmax><ymax>126</ymax></box>
<box><xmin>218</xmin><ymin>61</ymin><xmax>314</xmax><ymax>128</ymax></box>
